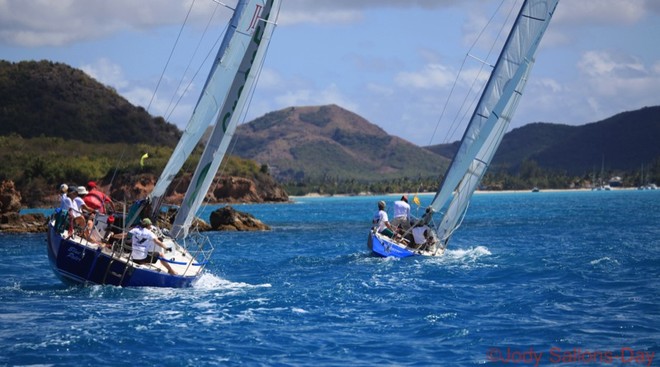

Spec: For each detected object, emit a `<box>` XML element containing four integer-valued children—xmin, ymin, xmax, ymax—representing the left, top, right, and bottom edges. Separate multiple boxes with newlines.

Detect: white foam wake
<box><xmin>192</xmin><ymin>272</ymin><xmax>272</xmax><ymax>291</ymax></box>
<box><xmin>444</xmin><ymin>245</ymin><xmax>491</xmax><ymax>261</ymax></box>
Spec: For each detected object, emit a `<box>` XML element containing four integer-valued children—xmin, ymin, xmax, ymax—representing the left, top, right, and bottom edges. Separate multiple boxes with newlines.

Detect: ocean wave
<box><xmin>589</xmin><ymin>256</ymin><xmax>620</xmax><ymax>266</ymax></box>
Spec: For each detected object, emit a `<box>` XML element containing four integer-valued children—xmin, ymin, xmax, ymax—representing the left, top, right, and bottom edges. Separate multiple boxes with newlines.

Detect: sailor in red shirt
<box><xmin>83</xmin><ymin>181</ymin><xmax>115</xmax><ymax>214</ymax></box>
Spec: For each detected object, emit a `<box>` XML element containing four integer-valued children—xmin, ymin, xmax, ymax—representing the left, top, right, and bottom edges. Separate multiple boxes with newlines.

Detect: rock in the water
<box><xmin>0</xmin><ymin>212</ymin><xmax>47</xmax><ymax>233</ymax></box>
<box><xmin>209</xmin><ymin>206</ymin><xmax>270</xmax><ymax>231</ymax></box>
<box><xmin>0</xmin><ymin>180</ymin><xmax>46</xmax><ymax>233</ymax></box>
<box><xmin>0</xmin><ymin>180</ymin><xmax>22</xmax><ymax>214</ymax></box>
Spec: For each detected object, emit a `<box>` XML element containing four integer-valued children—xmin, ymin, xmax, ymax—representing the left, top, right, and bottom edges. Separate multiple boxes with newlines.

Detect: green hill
<box><xmin>526</xmin><ymin>106</ymin><xmax>660</xmax><ymax>174</ymax></box>
<box><xmin>0</xmin><ymin>60</ymin><xmax>180</xmax><ymax>146</ymax></box>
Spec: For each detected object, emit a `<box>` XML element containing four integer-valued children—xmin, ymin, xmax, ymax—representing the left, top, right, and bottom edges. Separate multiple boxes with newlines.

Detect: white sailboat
<box><xmin>46</xmin><ymin>0</ymin><xmax>281</xmax><ymax>287</ymax></box>
<box><xmin>638</xmin><ymin>164</ymin><xmax>658</xmax><ymax>190</ymax></box>
<box><xmin>369</xmin><ymin>0</ymin><xmax>560</xmax><ymax>257</ymax></box>
<box><xmin>592</xmin><ymin>155</ymin><xmax>611</xmax><ymax>191</ymax></box>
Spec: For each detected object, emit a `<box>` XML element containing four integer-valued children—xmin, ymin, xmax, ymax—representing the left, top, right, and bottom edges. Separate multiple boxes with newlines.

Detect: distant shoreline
<box><xmin>290</xmin><ymin>187</ymin><xmax>642</xmax><ymax>199</ymax></box>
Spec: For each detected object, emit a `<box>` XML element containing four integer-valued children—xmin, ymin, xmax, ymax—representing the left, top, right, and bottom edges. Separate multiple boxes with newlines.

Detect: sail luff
<box><xmin>429</xmin><ymin>0</ymin><xmax>559</xmax><ymax>242</ymax></box>
<box><xmin>171</xmin><ymin>0</ymin><xmax>279</xmax><ymax>239</ymax></box>
<box><xmin>149</xmin><ymin>0</ymin><xmax>250</xmax><ymax>215</ymax></box>
<box><xmin>436</xmin><ymin>62</ymin><xmax>533</xmax><ymax>243</ymax></box>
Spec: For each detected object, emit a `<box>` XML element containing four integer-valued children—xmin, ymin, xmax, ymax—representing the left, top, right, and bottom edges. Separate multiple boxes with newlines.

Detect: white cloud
<box><xmin>516</xmin><ymin>48</ymin><xmax>660</xmax><ymax>127</ymax></box>
<box><xmin>532</xmin><ymin>78</ymin><xmax>562</xmax><ymax>94</ymax></box>
<box><xmin>254</xmin><ymin>68</ymin><xmax>283</xmax><ymax>89</ymax></box>
<box><xmin>273</xmin><ymin>83</ymin><xmax>358</xmax><ymax>112</ymax></box>
<box><xmin>0</xmin><ymin>0</ymin><xmax>462</xmax><ymax>45</ymax></box>
<box><xmin>554</xmin><ymin>0</ymin><xmax>645</xmax><ymax>26</ymax></box>
<box><xmin>578</xmin><ymin>51</ymin><xmax>646</xmax><ymax>78</ymax></box>
<box><xmin>81</xmin><ymin>58</ymin><xmax>128</xmax><ymax>89</ymax></box>
<box><xmin>395</xmin><ymin>64</ymin><xmax>455</xmax><ymax>90</ymax></box>
<box><xmin>0</xmin><ymin>0</ymin><xmax>229</xmax><ymax>47</ymax></box>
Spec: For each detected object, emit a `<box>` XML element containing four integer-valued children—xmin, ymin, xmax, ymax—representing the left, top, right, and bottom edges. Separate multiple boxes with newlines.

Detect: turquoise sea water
<box><xmin>1</xmin><ymin>190</ymin><xmax>659</xmax><ymax>366</ymax></box>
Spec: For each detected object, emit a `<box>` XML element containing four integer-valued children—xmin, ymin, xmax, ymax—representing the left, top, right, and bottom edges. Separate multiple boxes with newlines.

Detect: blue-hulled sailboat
<box><xmin>46</xmin><ymin>0</ymin><xmax>281</xmax><ymax>287</ymax></box>
<box><xmin>369</xmin><ymin>0</ymin><xmax>560</xmax><ymax>258</ymax></box>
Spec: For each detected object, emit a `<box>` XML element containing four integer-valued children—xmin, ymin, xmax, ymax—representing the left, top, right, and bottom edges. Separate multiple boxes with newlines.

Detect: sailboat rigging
<box><xmin>46</xmin><ymin>0</ymin><xmax>281</xmax><ymax>287</ymax></box>
<box><xmin>368</xmin><ymin>0</ymin><xmax>560</xmax><ymax>258</ymax></box>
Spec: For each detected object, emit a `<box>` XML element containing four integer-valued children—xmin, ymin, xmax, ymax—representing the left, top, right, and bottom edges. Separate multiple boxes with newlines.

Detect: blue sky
<box><xmin>1</xmin><ymin>0</ymin><xmax>659</xmax><ymax>146</ymax></box>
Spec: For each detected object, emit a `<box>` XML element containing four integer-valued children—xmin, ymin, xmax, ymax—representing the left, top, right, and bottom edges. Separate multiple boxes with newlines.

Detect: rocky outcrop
<box><xmin>213</xmin><ymin>177</ymin><xmax>261</xmax><ymax>203</ymax></box>
<box><xmin>0</xmin><ymin>173</ymin><xmax>282</xmax><ymax>232</ymax></box>
<box><xmin>107</xmin><ymin>173</ymin><xmax>157</xmax><ymax>203</ymax></box>
<box><xmin>0</xmin><ymin>180</ymin><xmax>21</xmax><ymax>213</ymax></box>
<box><xmin>157</xmin><ymin>205</ymin><xmax>268</xmax><ymax>232</ymax></box>
<box><xmin>0</xmin><ymin>212</ymin><xmax>47</xmax><ymax>233</ymax></box>
<box><xmin>209</xmin><ymin>206</ymin><xmax>270</xmax><ymax>231</ymax></box>
<box><xmin>107</xmin><ymin>173</ymin><xmax>289</xmax><ymax>205</ymax></box>
<box><xmin>0</xmin><ymin>180</ymin><xmax>47</xmax><ymax>233</ymax></box>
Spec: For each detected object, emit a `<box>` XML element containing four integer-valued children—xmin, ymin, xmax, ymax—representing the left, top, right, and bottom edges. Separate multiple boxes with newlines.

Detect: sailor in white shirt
<box><xmin>391</xmin><ymin>195</ymin><xmax>411</xmax><ymax>231</ymax></box>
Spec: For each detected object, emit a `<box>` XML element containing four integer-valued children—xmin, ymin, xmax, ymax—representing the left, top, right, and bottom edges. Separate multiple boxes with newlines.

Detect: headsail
<box><xmin>150</xmin><ymin>0</ymin><xmax>279</xmax><ymax>217</ymax></box>
<box><xmin>170</xmin><ymin>0</ymin><xmax>280</xmax><ymax>239</ymax></box>
<box><xmin>430</xmin><ymin>0</ymin><xmax>559</xmax><ymax>245</ymax></box>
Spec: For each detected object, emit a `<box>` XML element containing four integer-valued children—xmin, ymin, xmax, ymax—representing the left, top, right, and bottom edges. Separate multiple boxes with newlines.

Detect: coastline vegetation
<box><xmin>283</xmin><ymin>157</ymin><xmax>660</xmax><ymax>196</ymax></box>
<box><xmin>2</xmin><ymin>134</ymin><xmax>658</xmax><ymax>203</ymax></box>
<box><xmin>0</xmin><ymin>134</ymin><xmax>269</xmax><ymax>206</ymax></box>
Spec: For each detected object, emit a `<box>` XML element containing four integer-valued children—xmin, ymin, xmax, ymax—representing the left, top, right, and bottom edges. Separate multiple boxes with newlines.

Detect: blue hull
<box><xmin>46</xmin><ymin>224</ymin><xmax>197</xmax><ymax>288</ymax></box>
<box><xmin>367</xmin><ymin>231</ymin><xmax>417</xmax><ymax>258</ymax></box>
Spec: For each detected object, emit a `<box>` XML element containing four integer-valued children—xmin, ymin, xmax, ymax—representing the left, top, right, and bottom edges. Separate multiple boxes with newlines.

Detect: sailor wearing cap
<box><xmin>372</xmin><ymin>200</ymin><xmax>396</xmax><ymax>238</ymax></box>
<box><xmin>128</xmin><ymin>218</ymin><xmax>177</xmax><ymax>275</ymax></box>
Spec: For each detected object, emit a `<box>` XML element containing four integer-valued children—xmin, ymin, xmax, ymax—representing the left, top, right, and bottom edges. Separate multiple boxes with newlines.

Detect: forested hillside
<box><xmin>427</xmin><ymin>106</ymin><xmax>660</xmax><ymax>175</ymax></box>
<box><xmin>0</xmin><ymin>60</ymin><xmax>180</xmax><ymax>146</ymax></box>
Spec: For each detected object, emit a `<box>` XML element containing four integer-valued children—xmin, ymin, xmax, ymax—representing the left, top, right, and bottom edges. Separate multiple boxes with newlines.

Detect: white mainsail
<box><xmin>430</xmin><ymin>0</ymin><xmax>559</xmax><ymax>246</ymax></box>
<box><xmin>150</xmin><ymin>0</ymin><xmax>279</xmax><ymax>218</ymax></box>
<box><xmin>170</xmin><ymin>0</ymin><xmax>280</xmax><ymax>239</ymax></box>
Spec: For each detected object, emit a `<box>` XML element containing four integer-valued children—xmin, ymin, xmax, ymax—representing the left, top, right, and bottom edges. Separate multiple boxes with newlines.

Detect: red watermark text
<box><xmin>486</xmin><ymin>347</ymin><xmax>655</xmax><ymax>366</ymax></box>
